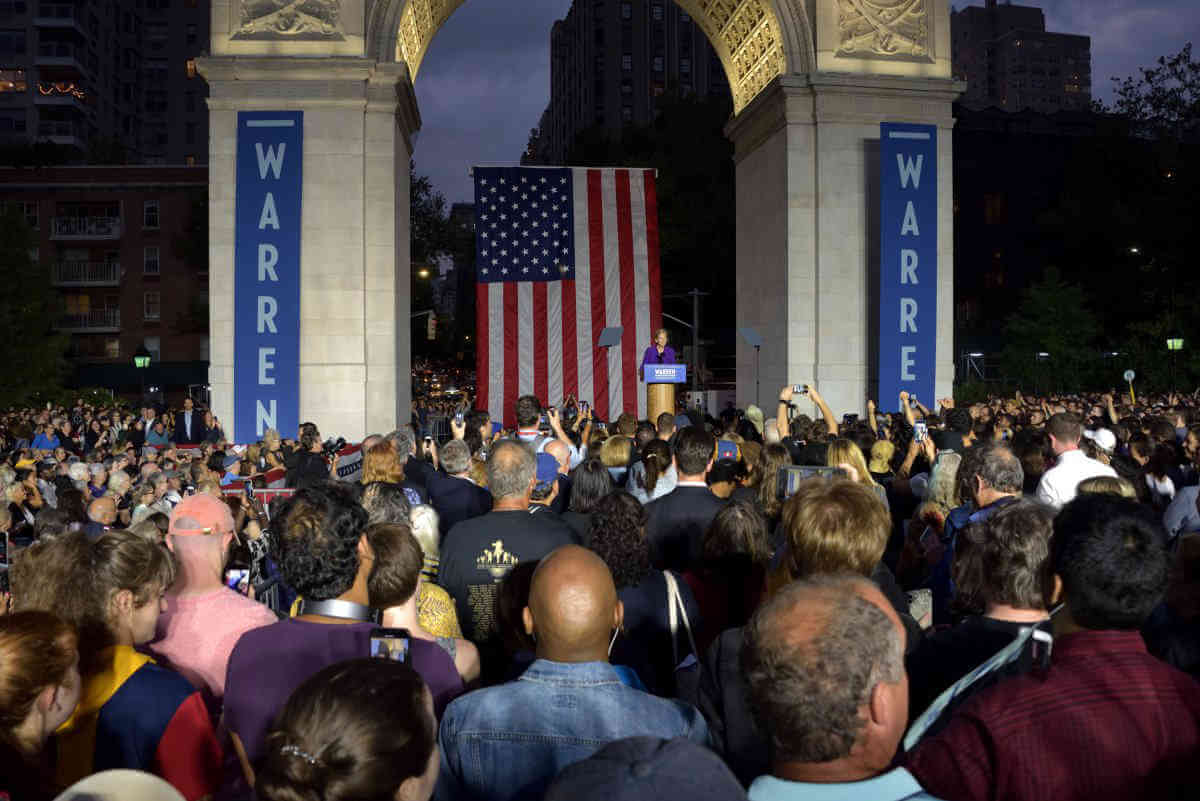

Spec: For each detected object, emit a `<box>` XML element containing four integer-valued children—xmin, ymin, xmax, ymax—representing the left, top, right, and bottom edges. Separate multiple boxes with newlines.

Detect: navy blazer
<box><xmin>644</xmin><ymin>484</ymin><xmax>728</xmax><ymax>572</ymax></box>
<box><xmin>426</xmin><ymin>471</ymin><xmax>493</xmax><ymax>543</ymax></box>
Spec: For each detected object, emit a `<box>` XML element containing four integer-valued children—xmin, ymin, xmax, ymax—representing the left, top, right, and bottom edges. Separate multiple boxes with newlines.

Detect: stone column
<box><xmin>199</xmin><ymin>55</ymin><xmax>420</xmax><ymax>441</ymax></box>
<box><xmin>727</xmin><ymin>73</ymin><xmax>961</xmax><ymax>420</ymax></box>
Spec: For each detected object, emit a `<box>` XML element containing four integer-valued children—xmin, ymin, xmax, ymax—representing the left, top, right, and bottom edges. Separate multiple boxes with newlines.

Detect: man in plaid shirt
<box><xmin>905</xmin><ymin>494</ymin><xmax>1200</xmax><ymax>801</ymax></box>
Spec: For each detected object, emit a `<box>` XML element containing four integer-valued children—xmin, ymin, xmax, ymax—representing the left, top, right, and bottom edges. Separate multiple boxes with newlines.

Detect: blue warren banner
<box><xmin>234</xmin><ymin>111</ymin><xmax>302</xmax><ymax>443</ymax></box>
<box><xmin>879</xmin><ymin>122</ymin><xmax>937</xmax><ymax>412</ymax></box>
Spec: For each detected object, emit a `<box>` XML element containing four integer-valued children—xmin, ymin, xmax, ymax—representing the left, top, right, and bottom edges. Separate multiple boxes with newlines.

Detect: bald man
<box><xmin>148</xmin><ymin>494</ymin><xmax>277</xmax><ymax>707</ymax></box>
<box><xmin>85</xmin><ymin>495</ymin><xmax>117</xmax><ymax>541</ymax></box>
<box><xmin>437</xmin><ymin>546</ymin><xmax>708</xmax><ymax>801</ymax></box>
<box><xmin>743</xmin><ymin>575</ymin><xmax>940</xmax><ymax>801</ymax></box>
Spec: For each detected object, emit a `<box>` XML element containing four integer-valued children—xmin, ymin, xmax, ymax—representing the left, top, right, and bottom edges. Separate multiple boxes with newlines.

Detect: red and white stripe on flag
<box><xmin>476</xmin><ymin>167</ymin><xmax>662</xmax><ymax>427</ymax></box>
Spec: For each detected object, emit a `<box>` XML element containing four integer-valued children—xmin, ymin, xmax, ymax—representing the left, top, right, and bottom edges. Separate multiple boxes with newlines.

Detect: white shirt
<box><xmin>1035</xmin><ymin>448</ymin><xmax>1117</xmax><ymax>509</ymax></box>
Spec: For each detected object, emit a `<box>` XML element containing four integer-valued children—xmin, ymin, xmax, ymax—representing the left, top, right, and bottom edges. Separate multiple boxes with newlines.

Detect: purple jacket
<box><xmin>640</xmin><ymin>345</ymin><xmax>676</xmax><ymax>376</ymax></box>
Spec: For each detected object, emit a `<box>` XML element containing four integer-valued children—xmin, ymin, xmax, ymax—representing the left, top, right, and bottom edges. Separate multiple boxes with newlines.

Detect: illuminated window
<box><xmin>0</xmin><ymin>67</ymin><xmax>26</xmax><ymax>93</ymax></box>
<box><xmin>186</xmin><ymin>59</ymin><xmax>197</xmax><ymax>79</ymax></box>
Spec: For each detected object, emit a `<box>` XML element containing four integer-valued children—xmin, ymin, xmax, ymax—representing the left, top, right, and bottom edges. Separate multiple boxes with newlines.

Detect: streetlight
<box><xmin>1168</xmin><ymin>338</ymin><xmax>1185</xmax><ymax>392</ymax></box>
<box><xmin>134</xmin><ymin>344</ymin><xmax>151</xmax><ymax>399</ymax></box>
<box><xmin>417</xmin><ymin>268</ymin><xmax>431</xmax><ymax>279</ymax></box>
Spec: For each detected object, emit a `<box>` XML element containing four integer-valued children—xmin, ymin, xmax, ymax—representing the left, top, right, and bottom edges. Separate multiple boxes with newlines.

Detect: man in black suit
<box><xmin>426</xmin><ymin>438</ymin><xmax>492</xmax><ymax>542</ymax></box>
<box><xmin>173</xmin><ymin>397</ymin><xmax>206</xmax><ymax>445</ymax></box>
<box><xmin>644</xmin><ymin>424</ymin><xmax>727</xmax><ymax>571</ymax></box>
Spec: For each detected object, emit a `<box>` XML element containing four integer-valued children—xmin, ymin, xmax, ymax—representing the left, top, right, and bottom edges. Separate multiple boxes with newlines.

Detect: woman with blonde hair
<box><xmin>827</xmin><ymin>437</ymin><xmax>889</xmax><ymax>512</ymax></box>
<box><xmin>599</xmin><ymin>434</ymin><xmax>635</xmax><ymax>485</ymax></box>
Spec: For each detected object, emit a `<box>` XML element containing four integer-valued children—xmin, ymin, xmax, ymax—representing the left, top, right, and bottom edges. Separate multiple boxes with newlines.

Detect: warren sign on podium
<box><xmin>878</xmin><ymin>122</ymin><xmax>938</xmax><ymax>412</ymax></box>
<box><xmin>234</xmin><ymin>111</ymin><xmax>302</xmax><ymax>443</ymax></box>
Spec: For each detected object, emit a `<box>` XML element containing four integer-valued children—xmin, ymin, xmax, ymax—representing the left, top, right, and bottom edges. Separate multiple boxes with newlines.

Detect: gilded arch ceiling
<box><xmin>389</xmin><ymin>0</ymin><xmax>793</xmax><ymax>114</ymax></box>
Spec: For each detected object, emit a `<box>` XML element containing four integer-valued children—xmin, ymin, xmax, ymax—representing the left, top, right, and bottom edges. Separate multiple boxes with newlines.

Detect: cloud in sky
<box><xmin>412</xmin><ymin>1</ymin><xmax>1200</xmax><ymax>203</ymax></box>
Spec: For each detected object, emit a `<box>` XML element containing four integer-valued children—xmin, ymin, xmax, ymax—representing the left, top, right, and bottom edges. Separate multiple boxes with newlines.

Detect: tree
<box><xmin>566</xmin><ymin>90</ymin><xmax>736</xmax><ymax>346</ymax></box>
<box><xmin>410</xmin><ymin>162</ymin><xmax>453</xmax><ymax>356</ymax></box>
<box><xmin>0</xmin><ymin>206</ymin><xmax>68</xmax><ymax>405</ymax></box>
<box><xmin>1106</xmin><ymin>43</ymin><xmax>1200</xmax><ymax>141</ymax></box>
<box><xmin>998</xmin><ymin>266</ymin><xmax>1100</xmax><ymax>392</ymax></box>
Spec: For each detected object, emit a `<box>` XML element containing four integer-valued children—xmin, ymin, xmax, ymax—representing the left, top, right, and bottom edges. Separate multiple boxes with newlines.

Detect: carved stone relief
<box><xmin>836</xmin><ymin>0</ymin><xmax>930</xmax><ymax>60</ymax></box>
<box><xmin>234</xmin><ymin>0</ymin><xmax>345</xmax><ymax>39</ymax></box>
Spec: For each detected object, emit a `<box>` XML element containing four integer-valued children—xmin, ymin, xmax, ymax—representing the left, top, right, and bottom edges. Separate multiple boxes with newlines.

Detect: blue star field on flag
<box><xmin>473</xmin><ymin>167</ymin><xmax>576</xmax><ymax>283</ymax></box>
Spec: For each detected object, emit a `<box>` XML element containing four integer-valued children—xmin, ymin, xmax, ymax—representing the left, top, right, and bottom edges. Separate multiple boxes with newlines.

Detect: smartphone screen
<box><xmin>716</xmin><ymin>440</ymin><xmax>738</xmax><ymax>461</ymax></box>
<box><xmin>777</xmin><ymin>466</ymin><xmax>849</xmax><ymax>500</ymax></box>
<box><xmin>914</xmin><ymin>422</ymin><xmax>928</xmax><ymax>443</ymax></box>
<box><xmin>370</xmin><ymin>628</ymin><xmax>411</xmax><ymax>662</ymax></box>
<box><xmin>224</xmin><ymin>568</ymin><xmax>249</xmax><ymax>593</ymax></box>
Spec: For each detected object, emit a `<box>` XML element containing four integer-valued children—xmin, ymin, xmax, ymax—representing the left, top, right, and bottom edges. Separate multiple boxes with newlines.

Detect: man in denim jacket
<box><xmin>436</xmin><ymin>545</ymin><xmax>709</xmax><ymax>801</ymax></box>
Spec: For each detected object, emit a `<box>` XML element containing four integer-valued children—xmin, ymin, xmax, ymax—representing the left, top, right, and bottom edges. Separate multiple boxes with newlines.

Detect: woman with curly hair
<box><xmin>588</xmin><ymin>491</ymin><xmax>702</xmax><ymax>695</ymax></box>
<box><xmin>222</xmin><ymin>484</ymin><xmax>462</xmax><ymax>792</ymax></box>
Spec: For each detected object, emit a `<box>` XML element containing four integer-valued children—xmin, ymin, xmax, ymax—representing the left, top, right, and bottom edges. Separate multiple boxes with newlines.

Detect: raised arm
<box><xmin>808</xmin><ymin>385</ymin><xmax>838</xmax><ymax>436</ymax></box>
<box><xmin>900</xmin><ymin>391</ymin><xmax>916</xmax><ymax>427</ymax></box>
<box><xmin>867</xmin><ymin>399</ymin><xmax>878</xmax><ymax>436</ymax></box>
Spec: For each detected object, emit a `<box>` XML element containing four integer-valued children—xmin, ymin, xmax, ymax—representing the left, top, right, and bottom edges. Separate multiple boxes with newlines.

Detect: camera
<box><xmin>321</xmin><ymin>437</ymin><xmax>347</xmax><ymax>457</ymax></box>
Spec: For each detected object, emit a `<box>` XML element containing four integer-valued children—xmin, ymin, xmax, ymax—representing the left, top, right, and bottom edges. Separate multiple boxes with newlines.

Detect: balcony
<box><xmin>33</xmin><ymin>81</ymin><xmax>87</xmax><ymax>110</ymax></box>
<box><xmin>55</xmin><ymin>308</ymin><xmax>121</xmax><ymax>332</ymax></box>
<box><xmin>52</xmin><ymin>261</ymin><xmax>120</xmax><ymax>287</ymax></box>
<box><xmin>35</xmin><ymin>42</ymin><xmax>88</xmax><ymax>76</ymax></box>
<box><xmin>51</xmin><ymin>216</ymin><xmax>121</xmax><ymax>240</ymax></box>
<box><xmin>34</xmin><ymin>3</ymin><xmax>86</xmax><ymax>35</ymax></box>
<box><xmin>36</xmin><ymin>119</ymin><xmax>84</xmax><ymax>149</ymax></box>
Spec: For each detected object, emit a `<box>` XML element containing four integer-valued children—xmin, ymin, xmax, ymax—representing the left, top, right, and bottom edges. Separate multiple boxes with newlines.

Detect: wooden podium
<box><xmin>645</xmin><ymin>364</ymin><xmax>686</xmax><ymax>422</ymax></box>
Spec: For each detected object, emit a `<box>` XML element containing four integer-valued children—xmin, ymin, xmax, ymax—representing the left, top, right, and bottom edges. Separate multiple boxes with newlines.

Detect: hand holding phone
<box><xmin>370</xmin><ymin>628</ymin><xmax>411</xmax><ymax>662</ymax></box>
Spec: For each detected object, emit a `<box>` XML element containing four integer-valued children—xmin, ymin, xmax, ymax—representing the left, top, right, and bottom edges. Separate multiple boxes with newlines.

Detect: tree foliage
<box><xmin>999</xmin><ymin>266</ymin><xmax>1100</xmax><ymax>392</ymax></box>
<box><xmin>1107</xmin><ymin>42</ymin><xmax>1200</xmax><ymax>141</ymax></box>
<box><xmin>0</xmin><ymin>206</ymin><xmax>69</xmax><ymax>405</ymax></box>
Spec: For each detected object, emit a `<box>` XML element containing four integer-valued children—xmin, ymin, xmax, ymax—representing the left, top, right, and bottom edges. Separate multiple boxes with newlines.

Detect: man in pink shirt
<box><xmin>149</xmin><ymin>493</ymin><xmax>277</xmax><ymax>708</ymax></box>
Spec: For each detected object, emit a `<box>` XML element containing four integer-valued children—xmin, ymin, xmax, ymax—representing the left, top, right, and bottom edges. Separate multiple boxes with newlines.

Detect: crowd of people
<box><xmin>1</xmin><ymin>381</ymin><xmax>1199</xmax><ymax>801</ymax></box>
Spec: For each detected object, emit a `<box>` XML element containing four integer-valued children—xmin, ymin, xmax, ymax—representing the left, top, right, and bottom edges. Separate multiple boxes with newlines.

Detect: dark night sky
<box><xmin>411</xmin><ymin>0</ymin><xmax>1200</xmax><ymax>205</ymax></box>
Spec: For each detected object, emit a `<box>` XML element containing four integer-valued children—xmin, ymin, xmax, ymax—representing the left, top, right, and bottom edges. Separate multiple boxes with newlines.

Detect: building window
<box><xmin>0</xmin><ymin>110</ymin><xmax>25</xmax><ymax>132</ymax></box>
<box><xmin>620</xmin><ymin>3</ymin><xmax>631</xmax><ymax>20</ymax></box>
<box><xmin>681</xmin><ymin>58</ymin><xmax>691</xmax><ymax>75</ymax></box>
<box><xmin>651</xmin><ymin>4</ymin><xmax>663</xmax><ymax>21</ymax></box>
<box><xmin>653</xmin><ymin>56</ymin><xmax>664</xmax><ymax>73</ymax></box>
<box><xmin>0</xmin><ymin>67</ymin><xmax>26</xmax><ymax>93</ymax></box>
<box><xmin>144</xmin><ymin>200</ymin><xmax>159</xmax><ymax>229</ymax></box>
<box><xmin>681</xmin><ymin>12</ymin><xmax>690</xmax><ymax>23</ymax></box>
<box><xmin>143</xmin><ymin>336</ymin><xmax>161</xmax><ymax>361</ymax></box>
<box><xmin>622</xmin><ymin>106</ymin><xmax>633</xmax><ymax>123</ymax></box>
<box><xmin>144</xmin><ymin>292</ymin><xmax>161</xmax><ymax>321</ymax></box>
<box><xmin>199</xmin><ymin>336</ymin><xmax>209</xmax><ymax>361</ymax></box>
<box><xmin>622</xmin><ymin>54</ymin><xmax>632</xmax><ymax>71</ymax></box>
<box><xmin>186</xmin><ymin>59</ymin><xmax>197</xmax><ymax>79</ymax></box>
<box><xmin>144</xmin><ymin>246</ymin><xmax>160</xmax><ymax>275</ymax></box>
<box><xmin>105</xmin><ymin>337</ymin><xmax>120</xmax><ymax>359</ymax></box>
<box><xmin>0</xmin><ymin>30</ymin><xmax>26</xmax><ymax>56</ymax></box>
<box><xmin>18</xmin><ymin>201</ymin><xmax>36</xmax><ymax>230</ymax></box>
<box><xmin>186</xmin><ymin>23</ymin><xmax>197</xmax><ymax>45</ymax></box>
<box><xmin>185</xmin><ymin>154</ymin><xmax>196</xmax><ymax>166</ymax></box>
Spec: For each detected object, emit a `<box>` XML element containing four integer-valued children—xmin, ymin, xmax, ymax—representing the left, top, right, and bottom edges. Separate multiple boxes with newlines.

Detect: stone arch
<box><xmin>366</xmin><ymin>0</ymin><xmax>815</xmax><ymax>115</ymax></box>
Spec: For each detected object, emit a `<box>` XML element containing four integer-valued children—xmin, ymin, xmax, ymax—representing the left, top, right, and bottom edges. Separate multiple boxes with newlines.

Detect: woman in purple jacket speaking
<box><xmin>638</xmin><ymin>328</ymin><xmax>676</xmax><ymax>381</ymax></box>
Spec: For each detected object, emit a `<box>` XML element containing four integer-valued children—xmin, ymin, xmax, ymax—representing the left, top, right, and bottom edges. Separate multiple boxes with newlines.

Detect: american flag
<box><xmin>474</xmin><ymin>166</ymin><xmax>662</xmax><ymax>426</ymax></box>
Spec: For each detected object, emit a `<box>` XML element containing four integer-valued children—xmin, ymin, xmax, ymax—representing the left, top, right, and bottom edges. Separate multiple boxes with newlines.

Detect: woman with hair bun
<box><xmin>0</xmin><ymin>611</ymin><xmax>81</xmax><ymax>800</ymax></box>
<box><xmin>257</xmin><ymin>658</ymin><xmax>439</xmax><ymax>801</ymax></box>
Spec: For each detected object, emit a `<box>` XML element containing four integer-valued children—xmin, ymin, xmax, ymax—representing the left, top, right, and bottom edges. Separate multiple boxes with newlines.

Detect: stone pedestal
<box><xmin>727</xmin><ymin>73</ymin><xmax>961</xmax><ymax>419</ymax></box>
<box><xmin>199</xmin><ymin>55</ymin><xmax>419</xmax><ymax>441</ymax></box>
